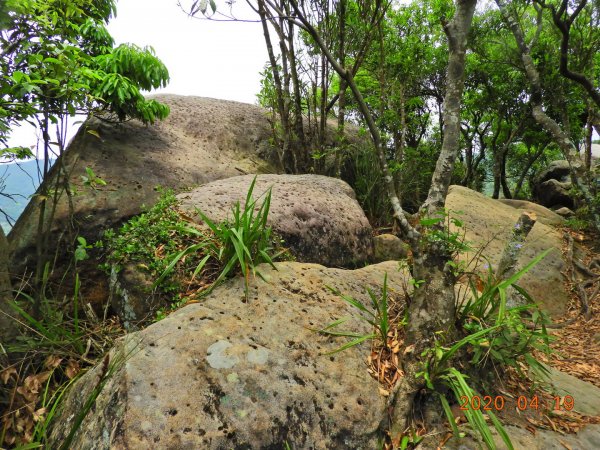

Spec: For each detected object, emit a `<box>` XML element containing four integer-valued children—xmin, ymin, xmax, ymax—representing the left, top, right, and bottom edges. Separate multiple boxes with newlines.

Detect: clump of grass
<box><xmin>102</xmin><ymin>180</ymin><xmax>288</xmax><ymax>315</ymax></box>
<box><xmin>157</xmin><ymin>177</ymin><xmax>285</xmax><ymax>300</ymax></box>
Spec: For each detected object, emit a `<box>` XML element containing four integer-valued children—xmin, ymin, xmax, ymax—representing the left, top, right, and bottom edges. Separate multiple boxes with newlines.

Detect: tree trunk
<box><xmin>0</xmin><ymin>225</ymin><xmax>17</xmax><ymax>341</ymax></box>
<box><xmin>501</xmin><ymin>150</ymin><xmax>512</xmax><ymax>199</ymax></box>
<box><xmin>496</xmin><ymin>0</ymin><xmax>600</xmax><ymax>231</ymax></box>
<box><xmin>334</xmin><ymin>0</ymin><xmax>347</xmax><ymax>178</ymax></box>
<box><xmin>513</xmin><ymin>142</ymin><xmax>547</xmax><ymax>198</ymax></box>
<box><xmin>257</xmin><ymin>0</ymin><xmax>292</xmax><ymax>172</ymax></box>
<box><xmin>390</xmin><ymin>3</ymin><xmax>477</xmax><ymax>440</ymax></box>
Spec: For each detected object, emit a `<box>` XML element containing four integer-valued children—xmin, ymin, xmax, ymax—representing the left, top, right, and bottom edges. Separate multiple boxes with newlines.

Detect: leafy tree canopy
<box><xmin>0</xmin><ymin>0</ymin><xmax>170</xmax><ymax>149</ymax></box>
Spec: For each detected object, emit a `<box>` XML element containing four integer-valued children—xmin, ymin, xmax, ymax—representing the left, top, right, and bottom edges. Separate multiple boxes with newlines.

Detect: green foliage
<box><xmin>101</xmin><ymin>189</ymin><xmax>190</xmax><ymax>293</ymax></box>
<box><xmin>0</xmin><ymin>0</ymin><xmax>170</xmax><ymax>148</ymax></box>
<box><xmin>317</xmin><ymin>274</ymin><xmax>400</xmax><ymax>354</ymax></box>
<box><xmin>160</xmin><ymin>177</ymin><xmax>280</xmax><ymax>299</ymax></box>
<box><xmin>80</xmin><ymin>167</ymin><xmax>107</xmax><ymax>190</ymax></box>
<box><xmin>342</xmin><ymin>142</ymin><xmax>392</xmax><ymax>226</ymax></box>
<box><xmin>420</xmin><ymin>210</ymin><xmax>470</xmax><ymax>257</ymax></box>
<box><xmin>104</xmin><ymin>180</ymin><xmax>285</xmax><ymax>313</ymax></box>
<box><xmin>416</xmin><ymin>250</ymin><xmax>554</xmax><ymax>448</ymax></box>
<box><xmin>440</xmin><ymin>368</ymin><xmax>514</xmax><ymax>450</ymax></box>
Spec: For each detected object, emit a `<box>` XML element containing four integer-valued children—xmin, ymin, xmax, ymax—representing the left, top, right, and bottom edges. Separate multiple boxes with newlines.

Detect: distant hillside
<box><xmin>0</xmin><ymin>160</ymin><xmax>54</xmax><ymax>232</ymax></box>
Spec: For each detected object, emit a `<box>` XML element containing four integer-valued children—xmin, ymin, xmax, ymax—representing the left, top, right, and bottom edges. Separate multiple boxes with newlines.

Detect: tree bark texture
<box><xmin>421</xmin><ymin>0</ymin><xmax>478</xmax><ymax>216</ymax></box>
<box><xmin>390</xmin><ymin>0</ymin><xmax>478</xmax><ymax>441</ymax></box>
<box><xmin>0</xmin><ymin>225</ymin><xmax>17</xmax><ymax>342</ymax></box>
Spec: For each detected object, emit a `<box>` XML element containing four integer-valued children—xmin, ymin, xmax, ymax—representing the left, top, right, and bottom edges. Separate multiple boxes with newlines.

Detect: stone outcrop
<box><xmin>446</xmin><ymin>185</ymin><xmax>572</xmax><ymax>317</ymax></box>
<box><xmin>177</xmin><ymin>174</ymin><xmax>374</xmax><ymax>268</ymax></box>
<box><xmin>532</xmin><ymin>160</ymin><xmax>575</xmax><ymax>209</ymax></box>
<box><xmin>497</xmin><ymin>199</ymin><xmax>565</xmax><ymax>226</ymax></box>
<box><xmin>372</xmin><ymin>234</ymin><xmax>409</xmax><ymax>262</ymax></box>
<box><xmin>8</xmin><ymin>95</ymin><xmax>277</xmax><ymax>273</ymax></box>
<box><xmin>49</xmin><ymin>261</ymin><xmax>410</xmax><ymax>449</ymax></box>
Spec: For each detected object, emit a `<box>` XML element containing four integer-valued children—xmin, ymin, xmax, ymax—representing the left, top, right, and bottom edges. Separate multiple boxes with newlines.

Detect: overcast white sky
<box><xmin>6</xmin><ymin>0</ymin><xmax>268</xmax><ymax>151</ymax></box>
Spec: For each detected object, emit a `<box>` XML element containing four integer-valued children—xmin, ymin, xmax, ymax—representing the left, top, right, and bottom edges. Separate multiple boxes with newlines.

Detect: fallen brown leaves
<box><xmin>0</xmin><ymin>355</ymin><xmax>81</xmax><ymax>447</ymax></box>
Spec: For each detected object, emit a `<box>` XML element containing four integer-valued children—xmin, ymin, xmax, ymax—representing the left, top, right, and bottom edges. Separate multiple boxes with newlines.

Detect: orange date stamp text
<box><xmin>458</xmin><ymin>395</ymin><xmax>575</xmax><ymax>412</ymax></box>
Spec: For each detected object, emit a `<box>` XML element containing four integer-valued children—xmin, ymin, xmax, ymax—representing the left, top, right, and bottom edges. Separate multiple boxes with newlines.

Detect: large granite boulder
<box><xmin>8</xmin><ymin>95</ymin><xmax>277</xmax><ymax>273</ymax></box>
<box><xmin>532</xmin><ymin>160</ymin><xmax>575</xmax><ymax>209</ymax></box>
<box><xmin>446</xmin><ymin>185</ymin><xmax>572</xmax><ymax>317</ymax></box>
<box><xmin>497</xmin><ymin>199</ymin><xmax>565</xmax><ymax>226</ymax></box>
<box><xmin>49</xmin><ymin>261</ymin><xmax>410</xmax><ymax>449</ymax></box>
<box><xmin>177</xmin><ymin>174</ymin><xmax>374</xmax><ymax>268</ymax></box>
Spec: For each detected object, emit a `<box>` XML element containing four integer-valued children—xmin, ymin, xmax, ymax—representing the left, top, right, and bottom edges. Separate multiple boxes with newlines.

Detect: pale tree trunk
<box><xmin>283</xmin><ymin>0</ymin><xmax>476</xmax><ymax>442</ymax></box>
<box><xmin>496</xmin><ymin>0</ymin><xmax>600</xmax><ymax>231</ymax></box>
<box><xmin>389</xmin><ymin>1</ymin><xmax>478</xmax><ymax>442</ymax></box>
<box><xmin>408</xmin><ymin>0</ymin><xmax>477</xmax><ymax>349</ymax></box>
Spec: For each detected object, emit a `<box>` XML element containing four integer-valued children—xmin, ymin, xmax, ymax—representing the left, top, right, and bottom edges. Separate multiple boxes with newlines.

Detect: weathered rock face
<box><xmin>177</xmin><ymin>174</ymin><xmax>374</xmax><ymax>268</ymax></box>
<box><xmin>372</xmin><ymin>234</ymin><xmax>409</xmax><ymax>263</ymax></box>
<box><xmin>532</xmin><ymin>160</ymin><xmax>575</xmax><ymax>209</ymax></box>
<box><xmin>497</xmin><ymin>199</ymin><xmax>565</xmax><ymax>226</ymax></box>
<box><xmin>537</xmin><ymin>178</ymin><xmax>575</xmax><ymax>209</ymax></box>
<box><xmin>8</xmin><ymin>95</ymin><xmax>277</xmax><ymax>272</ymax></box>
<box><xmin>49</xmin><ymin>261</ymin><xmax>409</xmax><ymax>449</ymax></box>
<box><xmin>446</xmin><ymin>185</ymin><xmax>572</xmax><ymax>317</ymax></box>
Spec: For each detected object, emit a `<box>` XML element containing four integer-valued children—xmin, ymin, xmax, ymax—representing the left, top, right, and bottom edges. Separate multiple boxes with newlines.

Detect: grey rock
<box><xmin>536</xmin><ymin>160</ymin><xmax>571</xmax><ymax>184</ymax></box>
<box><xmin>548</xmin><ymin>366</ymin><xmax>600</xmax><ymax>416</ymax></box>
<box><xmin>537</xmin><ymin>179</ymin><xmax>574</xmax><ymax>209</ymax></box>
<box><xmin>48</xmin><ymin>261</ymin><xmax>410</xmax><ymax>449</ymax></box>
<box><xmin>446</xmin><ymin>185</ymin><xmax>579</xmax><ymax>317</ymax></box>
<box><xmin>372</xmin><ymin>234</ymin><xmax>409</xmax><ymax>262</ymax></box>
<box><xmin>497</xmin><ymin>199</ymin><xmax>565</xmax><ymax>226</ymax></box>
<box><xmin>177</xmin><ymin>174</ymin><xmax>374</xmax><ymax>268</ymax></box>
<box><xmin>8</xmin><ymin>95</ymin><xmax>277</xmax><ymax>275</ymax></box>
<box><xmin>109</xmin><ymin>264</ymin><xmax>162</xmax><ymax>330</ymax></box>
<box><xmin>554</xmin><ymin>206</ymin><xmax>576</xmax><ymax>218</ymax></box>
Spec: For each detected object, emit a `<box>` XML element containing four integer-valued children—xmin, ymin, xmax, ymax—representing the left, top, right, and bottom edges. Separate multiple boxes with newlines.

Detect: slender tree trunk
<box><xmin>33</xmin><ymin>112</ymin><xmax>51</xmax><ymax>318</ymax></box>
<box><xmin>258</xmin><ymin>0</ymin><xmax>291</xmax><ymax>172</ymax></box>
<box><xmin>496</xmin><ymin>0</ymin><xmax>600</xmax><ymax>231</ymax></box>
<box><xmin>461</xmin><ymin>126</ymin><xmax>474</xmax><ymax>187</ymax></box>
<box><xmin>501</xmin><ymin>150</ymin><xmax>512</xmax><ymax>199</ymax></box>
<box><xmin>334</xmin><ymin>0</ymin><xmax>347</xmax><ymax>178</ymax></box>
<box><xmin>0</xmin><ymin>225</ymin><xmax>16</xmax><ymax>341</ymax></box>
<box><xmin>390</xmin><ymin>4</ymin><xmax>478</xmax><ymax>439</ymax></box>
<box><xmin>288</xmin><ymin>0</ymin><xmax>420</xmax><ymax>245</ymax></box>
<box><xmin>513</xmin><ymin>142</ymin><xmax>547</xmax><ymax>198</ymax></box>
<box><xmin>286</xmin><ymin>21</ymin><xmax>306</xmax><ymax>170</ymax></box>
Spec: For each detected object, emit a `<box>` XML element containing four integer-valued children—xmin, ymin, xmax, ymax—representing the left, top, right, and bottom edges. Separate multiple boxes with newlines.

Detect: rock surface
<box><xmin>446</xmin><ymin>185</ymin><xmax>572</xmax><ymax>317</ymax></box>
<box><xmin>49</xmin><ymin>261</ymin><xmax>410</xmax><ymax>449</ymax></box>
<box><xmin>444</xmin><ymin>365</ymin><xmax>600</xmax><ymax>449</ymax></box>
<box><xmin>537</xmin><ymin>179</ymin><xmax>575</xmax><ymax>209</ymax></box>
<box><xmin>372</xmin><ymin>234</ymin><xmax>409</xmax><ymax>262</ymax></box>
<box><xmin>497</xmin><ymin>199</ymin><xmax>565</xmax><ymax>226</ymax></box>
<box><xmin>533</xmin><ymin>160</ymin><xmax>575</xmax><ymax>209</ymax></box>
<box><xmin>177</xmin><ymin>174</ymin><xmax>374</xmax><ymax>268</ymax></box>
<box><xmin>8</xmin><ymin>95</ymin><xmax>276</xmax><ymax>272</ymax></box>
